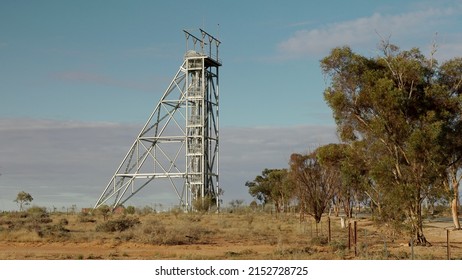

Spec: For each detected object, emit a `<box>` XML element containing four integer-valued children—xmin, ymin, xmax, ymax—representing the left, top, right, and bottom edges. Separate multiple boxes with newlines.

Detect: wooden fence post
<box><xmin>310</xmin><ymin>220</ymin><xmax>313</xmax><ymax>238</ymax></box>
<box><xmin>348</xmin><ymin>222</ymin><xmax>351</xmax><ymax>251</ymax></box>
<box><xmin>328</xmin><ymin>217</ymin><xmax>331</xmax><ymax>243</ymax></box>
<box><xmin>410</xmin><ymin>238</ymin><xmax>414</xmax><ymax>260</ymax></box>
<box><xmin>354</xmin><ymin>221</ymin><xmax>358</xmax><ymax>257</ymax></box>
<box><xmin>447</xmin><ymin>229</ymin><xmax>451</xmax><ymax>260</ymax></box>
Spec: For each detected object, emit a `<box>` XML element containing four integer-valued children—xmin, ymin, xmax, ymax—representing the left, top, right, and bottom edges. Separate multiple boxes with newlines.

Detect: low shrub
<box><xmin>27</xmin><ymin>206</ymin><xmax>47</xmax><ymax>215</ymax></box>
<box><xmin>36</xmin><ymin>224</ymin><xmax>70</xmax><ymax>240</ymax></box>
<box><xmin>135</xmin><ymin>218</ymin><xmax>211</xmax><ymax>245</ymax></box>
<box><xmin>26</xmin><ymin>207</ymin><xmax>52</xmax><ymax>224</ymax></box>
<box><xmin>310</xmin><ymin>236</ymin><xmax>329</xmax><ymax>246</ymax></box>
<box><xmin>224</xmin><ymin>249</ymin><xmax>257</xmax><ymax>258</ymax></box>
<box><xmin>96</xmin><ymin>217</ymin><xmax>140</xmax><ymax>232</ymax></box>
<box><xmin>329</xmin><ymin>240</ymin><xmax>347</xmax><ymax>252</ymax></box>
<box><xmin>78</xmin><ymin>212</ymin><xmax>96</xmax><ymax>223</ymax></box>
<box><xmin>58</xmin><ymin>218</ymin><xmax>69</xmax><ymax>226</ymax></box>
<box><xmin>124</xmin><ymin>206</ymin><xmax>136</xmax><ymax>215</ymax></box>
<box><xmin>275</xmin><ymin>246</ymin><xmax>313</xmax><ymax>257</ymax></box>
<box><xmin>0</xmin><ymin>207</ymin><xmax>52</xmax><ymax>233</ymax></box>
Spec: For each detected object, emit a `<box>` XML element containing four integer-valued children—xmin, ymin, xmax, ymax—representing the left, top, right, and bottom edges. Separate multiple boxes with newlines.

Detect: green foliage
<box><xmin>78</xmin><ymin>212</ymin><xmax>96</xmax><ymax>223</ymax></box>
<box><xmin>124</xmin><ymin>206</ymin><xmax>136</xmax><ymax>215</ymax></box>
<box><xmin>14</xmin><ymin>191</ymin><xmax>33</xmax><ymax>211</ymax></box>
<box><xmin>246</xmin><ymin>169</ymin><xmax>275</xmax><ymax>204</ymax></box>
<box><xmin>96</xmin><ymin>205</ymin><xmax>111</xmax><ymax>221</ymax></box>
<box><xmin>0</xmin><ymin>206</ymin><xmax>72</xmax><ymax>241</ymax></box>
<box><xmin>289</xmin><ymin>151</ymin><xmax>338</xmax><ymax>223</ymax></box>
<box><xmin>310</xmin><ymin>236</ymin><xmax>328</xmax><ymax>246</ymax></box>
<box><xmin>27</xmin><ymin>206</ymin><xmax>47</xmax><ymax>214</ymax></box>
<box><xmin>28</xmin><ymin>207</ymin><xmax>53</xmax><ymax>224</ymax></box>
<box><xmin>321</xmin><ymin>42</ymin><xmax>462</xmax><ymax>243</ymax></box>
<box><xmin>193</xmin><ymin>195</ymin><xmax>214</xmax><ymax>212</ymax></box>
<box><xmin>246</xmin><ymin>168</ymin><xmax>294</xmax><ymax>212</ymax></box>
<box><xmin>36</xmin><ymin>223</ymin><xmax>70</xmax><ymax>240</ymax></box>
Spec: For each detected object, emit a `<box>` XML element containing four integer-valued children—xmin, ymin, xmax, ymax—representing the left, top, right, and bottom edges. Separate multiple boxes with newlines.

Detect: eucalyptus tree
<box><xmin>246</xmin><ymin>168</ymin><xmax>294</xmax><ymax>212</ymax></box>
<box><xmin>437</xmin><ymin>58</ymin><xmax>462</xmax><ymax>230</ymax></box>
<box><xmin>317</xmin><ymin>143</ymin><xmax>370</xmax><ymax>218</ymax></box>
<box><xmin>289</xmin><ymin>150</ymin><xmax>339</xmax><ymax>224</ymax></box>
<box><xmin>14</xmin><ymin>191</ymin><xmax>33</xmax><ymax>211</ymax></box>
<box><xmin>321</xmin><ymin>43</ymin><xmax>461</xmax><ymax>244</ymax></box>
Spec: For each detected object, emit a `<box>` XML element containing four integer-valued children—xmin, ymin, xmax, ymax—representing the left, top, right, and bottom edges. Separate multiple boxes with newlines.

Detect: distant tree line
<box><xmin>247</xmin><ymin>40</ymin><xmax>462</xmax><ymax>246</ymax></box>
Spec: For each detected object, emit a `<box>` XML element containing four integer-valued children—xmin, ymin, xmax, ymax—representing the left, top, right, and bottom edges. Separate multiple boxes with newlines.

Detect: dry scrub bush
<box><xmin>133</xmin><ymin>217</ymin><xmax>212</xmax><ymax>245</ymax></box>
<box><xmin>192</xmin><ymin>195</ymin><xmax>214</xmax><ymax>213</ymax></box>
<box><xmin>35</xmin><ymin>224</ymin><xmax>70</xmax><ymax>240</ymax></box>
<box><xmin>58</xmin><ymin>218</ymin><xmax>69</xmax><ymax>226</ymax></box>
<box><xmin>0</xmin><ymin>207</ymin><xmax>72</xmax><ymax>241</ymax></box>
<box><xmin>0</xmin><ymin>228</ymin><xmax>43</xmax><ymax>242</ymax></box>
<box><xmin>78</xmin><ymin>212</ymin><xmax>96</xmax><ymax>223</ymax></box>
<box><xmin>224</xmin><ymin>249</ymin><xmax>257</xmax><ymax>259</ymax></box>
<box><xmin>310</xmin><ymin>236</ymin><xmax>328</xmax><ymax>246</ymax></box>
<box><xmin>274</xmin><ymin>246</ymin><xmax>314</xmax><ymax>259</ymax></box>
<box><xmin>95</xmin><ymin>217</ymin><xmax>140</xmax><ymax>232</ymax></box>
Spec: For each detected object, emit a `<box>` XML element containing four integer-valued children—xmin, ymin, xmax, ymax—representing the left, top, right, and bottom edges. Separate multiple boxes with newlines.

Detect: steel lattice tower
<box><xmin>95</xmin><ymin>30</ymin><xmax>221</xmax><ymax>211</ymax></box>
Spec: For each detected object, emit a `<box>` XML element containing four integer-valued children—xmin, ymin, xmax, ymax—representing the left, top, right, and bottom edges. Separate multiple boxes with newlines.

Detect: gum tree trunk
<box><xmin>448</xmin><ymin>167</ymin><xmax>461</xmax><ymax>230</ymax></box>
<box><xmin>409</xmin><ymin>192</ymin><xmax>431</xmax><ymax>246</ymax></box>
<box><xmin>451</xmin><ymin>182</ymin><xmax>460</xmax><ymax>229</ymax></box>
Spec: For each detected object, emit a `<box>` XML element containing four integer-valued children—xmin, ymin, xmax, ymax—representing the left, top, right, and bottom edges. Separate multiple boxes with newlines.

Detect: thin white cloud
<box><xmin>0</xmin><ymin>119</ymin><xmax>338</xmax><ymax>210</ymax></box>
<box><xmin>278</xmin><ymin>7</ymin><xmax>458</xmax><ymax>59</ymax></box>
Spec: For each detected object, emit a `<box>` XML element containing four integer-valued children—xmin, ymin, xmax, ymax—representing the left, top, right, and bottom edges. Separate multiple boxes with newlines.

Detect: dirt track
<box><xmin>0</xmin><ymin>240</ymin><xmax>281</xmax><ymax>259</ymax></box>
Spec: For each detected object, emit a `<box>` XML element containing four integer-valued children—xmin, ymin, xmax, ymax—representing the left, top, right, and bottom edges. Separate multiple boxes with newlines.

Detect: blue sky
<box><xmin>1</xmin><ymin>0</ymin><xmax>462</xmax><ymax>210</ymax></box>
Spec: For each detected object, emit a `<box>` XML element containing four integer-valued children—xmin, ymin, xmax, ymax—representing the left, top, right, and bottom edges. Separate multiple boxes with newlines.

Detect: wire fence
<box><xmin>298</xmin><ymin>215</ymin><xmax>462</xmax><ymax>260</ymax></box>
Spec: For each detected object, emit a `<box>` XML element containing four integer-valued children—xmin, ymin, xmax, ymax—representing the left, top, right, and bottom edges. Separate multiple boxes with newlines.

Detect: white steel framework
<box><xmin>94</xmin><ymin>29</ymin><xmax>221</xmax><ymax>211</ymax></box>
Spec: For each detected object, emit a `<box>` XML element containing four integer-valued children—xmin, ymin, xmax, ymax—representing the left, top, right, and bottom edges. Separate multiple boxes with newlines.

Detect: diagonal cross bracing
<box><xmin>95</xmin><ymin>30</ymin><xmax>221</xmax><ymax>211</ymax></box>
